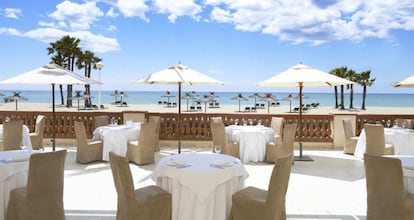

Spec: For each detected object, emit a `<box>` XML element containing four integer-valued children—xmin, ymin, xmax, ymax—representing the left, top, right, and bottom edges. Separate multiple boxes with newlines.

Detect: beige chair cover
<box><xmin>126</xmin><ymin>121</ymin><xmax>156</xmax><ymax>165</ymax></box>
<box><xmin>270</xmin><ymin>117</ymin><xmax>284</xmax><ymax>145</ymax></box>
<box><xmin>109</xmin><ymin>152</ymin><xmax>171</xmax><ymax>220</ymax></box>
<box><xmin>342</xmin><ymin>118</ymin><xmax>358</xmax><ymax>154</ymax></box>
<box><xmin>229</xmin><ymin>154</ymin><xmax>293</xmax><ymax>220</ymax></box>
<box><xmin>6</xmin><ymin>150</ymin><xmax>67</xmax><ymax>220</ymax></box>
<box><xmin>148</xmin><ymin>116</ymin><xmax>161</xmax><ymax>151</ymax></box>
<box><xmin>364</xmin><ymin>154</ymin><xmax>414</xmax><ymax>220</ymax></box>
<box><xmin>210</xmin><ymin>119</ymin><xmax>239</xmax><ymax>158</ymax></box>
<box><xmin>210</xmin><ymin>116</ymin><xmax>223</xmax><ymax>123</ymax></box>
<box><xmin>266</xmin><ymin>123</ymin><xmax>297</xmax><ymax>163</ymax></box>
<box><xmin>396</xmin><ymin>118</ymin><xmax>414</xmax><ymax>129</ymax></box>
<box><xmin>94</xmin><ymin>115</ymin><xmax>109</xmax><ymax>128</ymax></box>
<box><xmin>29</xmin><ymin>115</ymin><xmax>46</xmax><ymax>150</ymax></box>
<box><xmin>364</xmin><ymin>124</ymin><xmax>394</xmax><ymax>156</ymax></box>
<box><xmin>1</xmin><ymin>119</ymin><xmax>23</xmax><ymax>151</ymax></box>
<box><xmin>74</xmin><ymin>121</ymin><xmax>103</xmax><ymax>163</ymax></box>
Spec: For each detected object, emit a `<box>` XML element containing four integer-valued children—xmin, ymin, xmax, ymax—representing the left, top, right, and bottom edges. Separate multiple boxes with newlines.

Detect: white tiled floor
<box><xmin>58</xmin><ymin>146</ymin><xmax>367</xmax><ymax>220</ymax></box>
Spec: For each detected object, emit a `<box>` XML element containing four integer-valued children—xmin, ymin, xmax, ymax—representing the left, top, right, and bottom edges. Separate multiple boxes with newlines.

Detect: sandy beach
<box><xmin>1</xmin><ymin>101</ymin><xmax>414</xmax><ymax>115</ymax></box>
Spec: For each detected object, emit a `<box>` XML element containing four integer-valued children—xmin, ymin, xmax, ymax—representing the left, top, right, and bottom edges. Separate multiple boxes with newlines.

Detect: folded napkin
<box><xmin>165</xmin><ymin>160</ymin><xmax>186</xmax><ymax>167</ymax></box>
<box><xmin>403</xmin><ymin>165</ymin><xmax>414</xmax><ymax>170</ymax></box>
<box><xmin>212</xmin><ymin>160</ymin><xmax>234</xmax><ymax>168</ymax></box>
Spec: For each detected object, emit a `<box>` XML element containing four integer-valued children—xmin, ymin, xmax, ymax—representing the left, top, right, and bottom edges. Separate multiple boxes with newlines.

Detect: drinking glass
<box><xmin>386</xmin><ymin>120</ymin><xmax>391</xmax><ymax>128</ymax></box>
<box><xmin>402</xmin><ymin>121</ymin><xmax>407</xmax><ymax>129</ymax></box>
<box><xmin>214</xmin><ymin>145</ymin><xmax>221</xmax><ymax>154</ymax></box>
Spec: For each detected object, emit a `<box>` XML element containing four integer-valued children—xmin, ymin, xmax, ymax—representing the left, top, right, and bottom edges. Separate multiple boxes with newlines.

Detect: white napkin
<box><xmin>165</xmin><ymin>160</ymin><xmax>186</xmax><ymax>167</ymax></box>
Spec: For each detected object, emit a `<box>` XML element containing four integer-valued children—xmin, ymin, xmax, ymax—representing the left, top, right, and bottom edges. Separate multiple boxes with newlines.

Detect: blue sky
<box><xmin>1</xmin><ymin>0</ymin><xmax>414</xmax><ymax>94</ymax></box>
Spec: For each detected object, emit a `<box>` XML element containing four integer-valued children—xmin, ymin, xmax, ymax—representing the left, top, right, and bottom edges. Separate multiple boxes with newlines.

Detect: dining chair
<box><xmin>29</xmin><ymin>115</ymin><xmax>46</xmax><ymax>150</ymax></box>
<box><xmin>6</xmin><ymin>150</ymin><xmax>67</xmax><ymax>220</ymax></box>
<box><xmin>74</xmin><ymin>121</ymin><xmax>103</xmax><ymax>163</ymax></box>
<box><xmin>1</xmin><ymin>119</ymin><xmax>23</xmax><ymax>151</ymax></box>
<box><xmin>364</xmin><ymin>124</ymin><xmax>394</xmax><ymax>156</ymax></box>
<box><xmin>229</xmin><ymin>154</ymin><xmax>293</xmax><ymax>220</ymax></box>
<box><xmin>342</xmin><ymin>118</ymin><xmax>358</xmax><ymax>155</ymax></box>
<box><xmin>94</xmin><ymin>115</ymin><xmax>109</xmax><ymax>128</ymax></box>
<box><xmin>126</xmin><ymin>121</ymin><xmax>156</xmax><ymax>165</ymax></box>
<box><xmin>210</xmin><ymin>119</ymin><xmax>239</xmax><ymax>158</ymax></box>
<box><xmin>265</xmin><ymin>123</ymin><xmax>297</xmax><ymax>163</ymax></box>
<box><xmin>364</xmin><ymin>154</ymin><xmax>414</xmax><ymax>220</ymax></box>
<box><xmin>109</xmin><ymin>151</ymin><xmax>172</xmax><ymax>220</ymax></box>
<box><xmin>148</xmin><ymin>115</ymin><xmax>161</xmax><ymax>151</ymax></box>
<box><xmin>270</xmin><ymin>117</ymin><xmax>284</xmax><ymax>145</ymax></box>
<box><xmin>396</xmin><ymin>118</ymin><xmax>414</xmax><ymax>129</ymax></box>
<box><xmin>210</xmin><ymin>116</ymin><xmax>223</xmax><ymax>123</ymax></box>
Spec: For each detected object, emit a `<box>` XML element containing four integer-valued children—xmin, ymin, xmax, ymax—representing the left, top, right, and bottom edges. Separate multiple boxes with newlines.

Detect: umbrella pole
<box><xmin>52</xmin><ymin>84</ymin><xmax>56</xmax><ymax>151</ymax></box>
<box><xmin>15</xmin><ymin>101</ymin><xmax>18</xmax><ymax>111</ymax></box>
<box><xmin>178</xmin><ymin>83</ymin><xmax>182</xmax><ymax>154</ymax></box>
<box><xmin>295</xmin><ymin>83</ymin><xmax>313</xmax><ymax>161</ymax></box>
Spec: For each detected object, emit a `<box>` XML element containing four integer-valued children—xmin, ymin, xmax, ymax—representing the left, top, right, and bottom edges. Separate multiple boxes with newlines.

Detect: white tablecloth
<box><xmin>0</xmin><ymin>150</ymin><xmax>39</xmax><ymax>220</ymax></box>
<box><xmin>225</xmin><ymin>125</ymin><xmax>274</xmax><ymax>163</ymax></box>
<box><xmin>355</xmin><ymin>127</ymin><xmax>414</xmax><ymax>159</ymax></box>
<box><xmin>0</xmin><ymin>125</ymin><xmax>32</xmax><ymax>150</ymax></box>
<box><xmin>152</xmin><ymin>153</ymin><xmax>249</xmax><ymax>220</ymax></box>
<box><xmin>385</xmin><ymin>155</ymin><xmax>414</xmax><ymax>194</ymax></box>
<box><xmin>92</xmin><ymin>123</ymin><xmax>141</xmax><ymax>161</ymax></box>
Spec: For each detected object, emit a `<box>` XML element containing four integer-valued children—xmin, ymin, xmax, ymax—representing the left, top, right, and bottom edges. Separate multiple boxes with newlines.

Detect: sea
<box><xmin>1</xmin><ymin>90</ymin><xmax>414</xmax><ymax>108</ymax></box>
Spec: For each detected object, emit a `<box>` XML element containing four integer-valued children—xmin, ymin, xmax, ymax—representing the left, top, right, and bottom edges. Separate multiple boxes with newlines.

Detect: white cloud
<box><xmin>117</xmin><ymin>0</ymin><xmax>149</xmax><ymax>22</ymax></box>
<box><xmin>0</xmin><ymin>27</ymin><xmax>21</xmax><ymax>36</ymax></box>
<box><xmin>22</xmin><ymin>28</ymin><xmax>120</xmax><ymax>53</ymax></box>
<box><xmin>153</xmin><ymin>0</ymin><xmax>202</xmax><ymax>23</ymax></box>
<box><xmin>106</xmin><ymin>7</ymin><xmax>119</xmax><ymax>18</ymax></box>
<box><xmin>49</xmin><ymin>1</ymin><xmax>104</xmax><ymax>31</ymax></box>
<box><xmin>3</xmin><ymin>8</ymin><xmax>22</xmax><ymax>19</ymax></box>
<box><xmin>205</xmin><ymin>0</ymin><xmax>414</xmax><ymax>45</ymax></box>
<box><xmin>107</xmin><ymin>24</ymin><xmax>117</xmax><ymax>31</ymax></box>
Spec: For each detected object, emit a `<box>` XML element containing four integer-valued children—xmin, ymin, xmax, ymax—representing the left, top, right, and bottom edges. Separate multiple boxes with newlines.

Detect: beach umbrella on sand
<box><xmin>182</xmin><ymin>92</ymin><xmax>193</xmax><ymax>111</ymax></box>
<box><xmin>282</xmin><ymin>94</ymin><xmax>297</xmax><ymax>112</ymax></box>
<box><xmin>133</xmin><ymin>62</ymin><xmax>224</xmax><ymax>153</ymax></box>
<box><xmin>70</xmin><ymin>91</ymin><xmax>94</xmax><ymax>111</ymax></box>
<box><xmin>258</xmin><ymin>63</ymin><xmax>353</xmax><ymax>161</ymax></box>
<box><xmin>249</xmin><ymin>93</ymin><xmax>262</xmax><ymax>107</ymax></box>
<box><xmin>259</xmin><ymin>93</ymin><xmax>277</xmax><ymax>114</ymax></box>
<box><xmin>6</xmin><ymin>91</ymin><xmax>28</xmax><ymax>110</ymax></box>
<box><xmin>197</xmin><ymin>95</ymin><xmax>212</xmax><ymax>113</ymax></box>
<box><xmin>0</xmin><ymin>63</ymin><xmax>101</xmax><ymax>151</ymax></box>
<box><xmin>161</xmin><ymin>91</ymin><xmax>175</xmax><ymax>106</ymax></box>
<box><xmin>112</xmin><ymin>91</ymin><xmax>127</xmax><ymax>106</ymax></box>
<box><xmin>231</xmin><ymin>93</ymin><xmax>248</xmax><ymax>112</ymax></box>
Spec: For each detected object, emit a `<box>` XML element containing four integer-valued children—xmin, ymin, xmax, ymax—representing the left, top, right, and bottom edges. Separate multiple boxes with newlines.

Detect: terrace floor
<box><xmin>56</xmin><ymin>145</ymin><xmax>367</xmax><ymax>220</ymax></box>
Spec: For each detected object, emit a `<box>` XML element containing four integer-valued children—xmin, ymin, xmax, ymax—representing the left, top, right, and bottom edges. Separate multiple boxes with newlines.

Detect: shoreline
<box><xmin>1</xmin><ymin>102</ymin><xmax>414</xmax><ymax>115</ymax></box>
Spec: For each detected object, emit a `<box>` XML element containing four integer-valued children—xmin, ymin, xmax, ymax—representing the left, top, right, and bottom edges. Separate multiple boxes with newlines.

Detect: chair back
<box><xmin>27</xmin><ymin>150</ymin><xmax>67</xmax><ymax>218</ymax></box>
<box><xmin>94</xmin><ymin>115</ymin><xmax>109</xmax><ymax>128</ymax></box>
<box><xmin>280</xmin><ymin>123</ymin><xmax>297</xmax><ymax>158</ymax></box>
<box><xmin>34</xmin><ymin>115</ymin><xmax>46</xmax><ymax>136</ymax></box>
<box><xmin>2</xmin><ymin>119</ymin><xmax>23</xmax><ymax>151</ymax></box>
<box><xmin>74</xmin><ymin>121</ymin><xmax>88</xmax><ymax>146</ymax></box>
<box><xmin>148</xmin><ymin>116</ymin><xmax>161</xmax><ymax>149</ymax></box>
<box><xmin>270</xmin><ymin>117</ymin><xmax>284</xmax><ymax>136</ymax></box>
<box><xmin>210</xmin><ymin>116</ymin><xmax>223</xmax><ymax>123</ymax></box>
<box><xmin>109</xmin><ymin>152</ymin><xmax>136</xmax><ymax>205</ymax></box>
<box><xmin>364</xmin><ymin>124</ymin><xmax>385</xmax><ymax>156</ymax></box>
<box><xmin>342</xmin><ymin>118</ymin><xmax>355</xmax><ymax>138</ymax></box>
<box><xmin>267</xmin><ymin>154</ymin><xmax>293</xmax><ymax>210</ymax></box>
<box><xmin>138</xmin><ymin>121</ymin><xmax>157</xmax><ymax>152</ymax></box>
<box><xmin>210</xmin><ymin>120</ymin><xmax>226</xmax><ymax>151</ymax></box>
<box><xmin>364</xmin><ymin>154</ymin><xmax>405</xmax><ymax>220</ymax></box>
<box><xmin>396</xmin><ymin>118</ymin><xmax>414</xmax><ymax>129</ymax></box>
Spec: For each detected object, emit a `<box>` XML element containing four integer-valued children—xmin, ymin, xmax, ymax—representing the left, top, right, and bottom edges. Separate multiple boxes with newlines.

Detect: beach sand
<box><xmin>1</xmin><ymin>101</ymin><xmax>414</xmax><ymax>115</ymax></box>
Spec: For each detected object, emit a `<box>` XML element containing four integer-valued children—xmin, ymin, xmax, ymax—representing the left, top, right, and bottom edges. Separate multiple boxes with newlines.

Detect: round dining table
<box><xmin>151</xmin><ymin>153</ymin><xmax>249</xmax><ymax>220</ymax></box>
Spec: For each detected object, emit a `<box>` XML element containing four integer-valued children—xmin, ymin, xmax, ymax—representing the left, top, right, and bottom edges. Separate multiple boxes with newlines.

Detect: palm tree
<box><xmin>47</xmin><ymin>36</ymin><xmax>81</xmax><ymax>107</ymax></box>
<box><xmin>357</xmin><ymin>70</ymin><xmax>375</xmax><ymax>110</ymax></box>
<box><xmin>330</xmin><ymin>67</ymin><xmax>348</xmax><ymax>110</ymax></box>
<box><xmin>346</xmin><ymin>69</ymin><xmax>357</xmax><ymax>109</ymax></box>
<box><xmin>76</xmin><ymin>50</ymin><xmax>102</xmax><ymax>107</ymax></box>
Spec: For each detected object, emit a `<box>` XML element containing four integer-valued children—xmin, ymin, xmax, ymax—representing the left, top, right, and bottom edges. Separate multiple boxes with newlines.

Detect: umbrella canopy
<box><xmin>393</xmin><ymin>75</ymin><xmax>414</xmax><ymax>88</ymax></box>
<box><xmin>133</xmin><ymin>62</ymin><xmax>224</xmax><ymax>153</ymax></box>
<box><xmin>5</xmin><ymin>92</ymin><xmax>28</xmax><ymax>110</ymax></box>
<box><xmin>259</xmin><ymin>93</ymin><xmax>277</xmax><ymax>114</ymax></box>
<box><xmin>231</xmin><ymin>93</ymin><xmax>248</xmax><ymax>112</ymax></box>
<box><xmin>249</xmin><ymin>93</ymin><xmax>262</xmax><ymax>107</ymax></box>
<box><xmin>0</xmin><ymin>63</ymin><xmax>101</xmax><ymax>150</ymax></box>
<box><xmin>258</xmin><ymin>63</ymin><xmax>353</xmax><ymax>161</ymax></box>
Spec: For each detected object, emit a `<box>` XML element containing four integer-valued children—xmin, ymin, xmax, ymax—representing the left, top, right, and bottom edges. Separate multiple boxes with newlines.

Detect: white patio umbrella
<box><xmin>0</xmin><ymin>63</ymin><xmax>101</xmax><ymax>151</ymax></box>
<box><xmin>393</xmin><ymin>75</ymin><xmax>414</xmax><ymax>88</ymax></box>
<box><xmin>258</xmin><ymin>63</ymin><xmax>354</xmax><ymax>161</ymax></box>
<box><xmin>133</xmin><ymin>62</ymin><xmax>224</xmax><ymax>153</ymax></box>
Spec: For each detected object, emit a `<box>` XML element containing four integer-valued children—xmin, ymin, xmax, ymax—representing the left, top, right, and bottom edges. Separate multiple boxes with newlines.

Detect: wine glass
<box><xmin>402</xmin><ymin>121</ymin><xmax>407</xmax><ymax>129</ymax></box>
<box><xmin>214</xmin><ymin>145</ymin><xmax>221</xmax><ymax>154</ymax></box>
<box><xmin>386</xmin><ymin>120</ymin><xmax>391</xmax><ymax>128</ymax></box>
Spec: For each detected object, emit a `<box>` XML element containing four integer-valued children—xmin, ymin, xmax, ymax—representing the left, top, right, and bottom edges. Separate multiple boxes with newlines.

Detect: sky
<box><xmin>1</xmin><ymin>0</ymin><xmax>414</xmax><ymax>94</ymax></box>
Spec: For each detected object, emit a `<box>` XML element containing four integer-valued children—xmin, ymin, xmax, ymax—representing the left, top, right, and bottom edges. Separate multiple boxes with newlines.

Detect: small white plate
<box><xmin>212</xmin><ymin>160</ymin><xmax>234</xmax><ymax>167</ymax></box>
<box><xmin>165</xmin><ymin>160</ymin><xmax>186</xmax><ymax>167</ymax></box>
